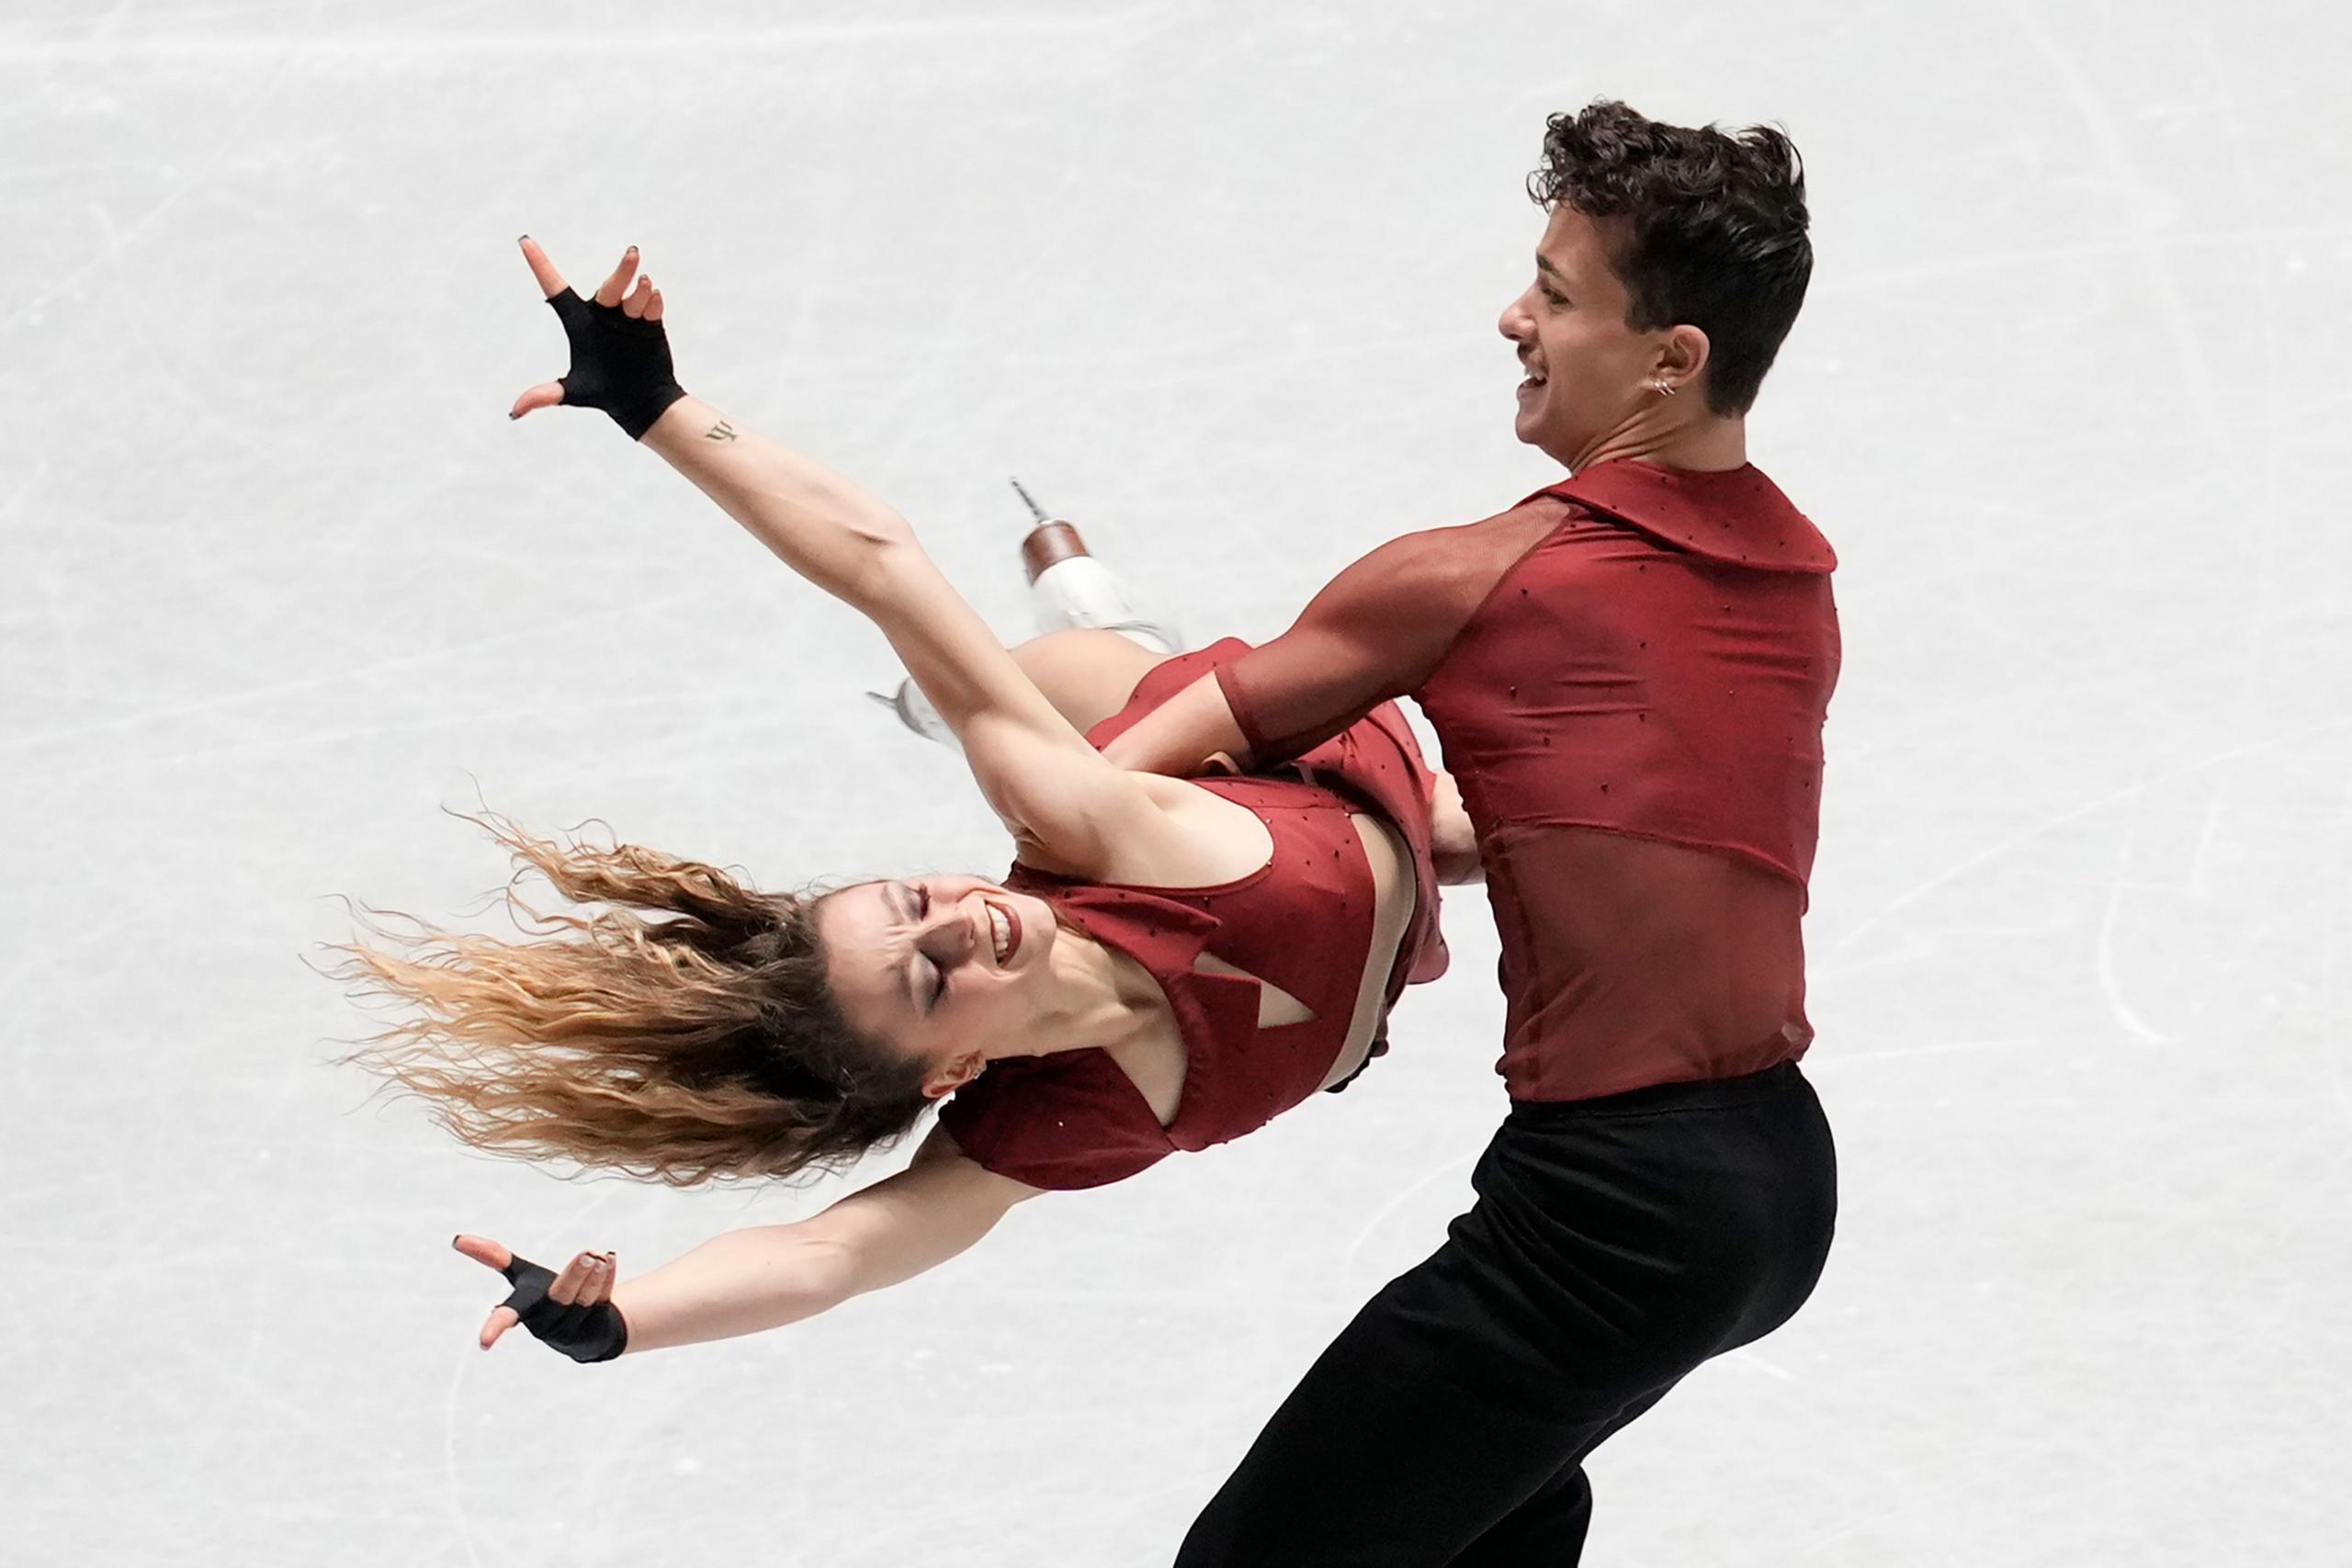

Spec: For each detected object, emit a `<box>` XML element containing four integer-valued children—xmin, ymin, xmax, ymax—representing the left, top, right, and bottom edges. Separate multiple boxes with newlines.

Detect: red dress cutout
<box><xmin>936</xmin><ymin>640</ymin><xmax>1449</xmax><ymax>1190</ymax></box>
<box><xmin>1209</xmin><ymin>461</ymin><xmax>1841</xmax><ymax>1101</ymax></box>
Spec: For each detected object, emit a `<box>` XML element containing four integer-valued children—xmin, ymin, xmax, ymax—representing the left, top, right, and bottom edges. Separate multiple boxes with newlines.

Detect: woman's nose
<box><xmin>920</xmin><ymin>901</ymin><xmax>978</xmax><ymax>967</ymax></box>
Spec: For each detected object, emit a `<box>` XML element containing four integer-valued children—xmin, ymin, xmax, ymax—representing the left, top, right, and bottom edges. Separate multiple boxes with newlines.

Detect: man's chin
<box><xmin>1511</xmin><ymin>401</ymin><xmax>1587</xmax><ymax>462</ymax></box>
<box><xmin>1513</xmin><ymin>409</ymin><xmax>1566</xmax><ymax>454</ymax></box>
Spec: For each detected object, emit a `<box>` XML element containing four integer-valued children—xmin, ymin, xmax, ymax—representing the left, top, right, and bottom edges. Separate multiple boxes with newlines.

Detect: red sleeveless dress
<box><xmin>935</xmin><ymin>639</ymin><xmax>1450</xmax><ymax>1190</ymax></box>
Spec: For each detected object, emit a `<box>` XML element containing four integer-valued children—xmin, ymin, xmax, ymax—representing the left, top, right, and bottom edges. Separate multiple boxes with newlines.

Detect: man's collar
<box><xmin>1522</xmin><ymin>459</ymin><xmax>1836</xmax><ymax>573</ymax></box>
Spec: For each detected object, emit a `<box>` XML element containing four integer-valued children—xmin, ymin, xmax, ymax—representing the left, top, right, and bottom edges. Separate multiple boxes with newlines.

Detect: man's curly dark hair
<box><xmin>1530</xmin><ymin>100</ymin><xmax>1812</xmax><ymax>417</ymax></box>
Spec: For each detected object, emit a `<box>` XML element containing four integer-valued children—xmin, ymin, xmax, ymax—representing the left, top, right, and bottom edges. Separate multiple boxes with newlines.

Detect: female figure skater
<box><xmin>330</xmin><ymin>238</ymin><xmax>1464</xmax><ymax>1365</ymax></box>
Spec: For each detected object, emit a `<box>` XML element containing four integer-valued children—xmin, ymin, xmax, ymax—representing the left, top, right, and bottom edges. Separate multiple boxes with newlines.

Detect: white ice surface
<box><xmin>3</xmin><ymin>2</ymin><xmax>2348</xmax><ymax>1563</ymax></box>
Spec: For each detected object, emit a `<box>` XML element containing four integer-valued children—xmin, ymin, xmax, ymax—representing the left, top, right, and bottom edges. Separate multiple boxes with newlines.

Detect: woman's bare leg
<box><xmin>1010</xmin><ymin>628</ymin><xmax>1170</xmax><ymax>736</ymax></box>
<box><xmin>1019</xmin><ymin>627</ymin><xmax>1480</xmax><ymax>883</ymax></box>
<box><xmin>1429</xmin><ymin>769</ymin><xmax>1482</xmax><ymax>884</ymax></box>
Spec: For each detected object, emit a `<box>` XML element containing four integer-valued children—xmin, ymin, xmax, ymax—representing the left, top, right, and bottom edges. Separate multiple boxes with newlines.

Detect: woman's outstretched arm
<box><xmin>459</xmin><ymin>1127</ymin><xmax>1039</xmax><ymax>1359</ymax></box>
<box><xmin>638</xmin><ymin>398</ymin><xmax>1182</xmax><ymax>876</ymax></box>
<box><xmin>509</xmin><ymin>237</ymin><xmax>1182</xmax><ymax>880</ymax></box>
<box><xmin>615</xmin><ymin>1126</ymin><xmax>1039</xmax><ymax>1353</ymax></box>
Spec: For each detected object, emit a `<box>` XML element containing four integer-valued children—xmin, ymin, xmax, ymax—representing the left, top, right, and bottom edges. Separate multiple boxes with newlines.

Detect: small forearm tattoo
<box><xmin>704</xmin><ymin>420</ymin><xmax>738</xmax><ymax>443</ymax></box>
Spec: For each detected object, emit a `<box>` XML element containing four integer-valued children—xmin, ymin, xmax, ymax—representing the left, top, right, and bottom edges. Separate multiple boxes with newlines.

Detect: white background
<box><xmin>4</xmin><ymin>2</ymin><xmax>2346</xmax><ymax>1562</ymax></box>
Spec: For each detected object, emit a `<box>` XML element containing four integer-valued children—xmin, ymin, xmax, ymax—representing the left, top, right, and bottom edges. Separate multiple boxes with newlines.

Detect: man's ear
<box><xmin>1656</xmin><ymin>323</ymin><xmax>1711</xmax><ymax>394</ymax></box>
<box><xmin>922</xmin><ymin>1052</ymin><xmax>987</xmax><ymax>1100</ymax></box>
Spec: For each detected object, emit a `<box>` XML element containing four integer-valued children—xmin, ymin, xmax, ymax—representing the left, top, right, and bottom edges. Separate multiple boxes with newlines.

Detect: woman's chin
<box><xmin>1011</xmin><ymin>891</ymin><xmax>1058</xmax><ymax>966</ymax></box>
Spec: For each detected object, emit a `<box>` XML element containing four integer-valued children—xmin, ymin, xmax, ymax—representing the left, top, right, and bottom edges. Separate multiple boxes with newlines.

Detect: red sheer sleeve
<box><xmin>1219</xmin><ymin>507</ymin><xmax>1565</xmax><ymax>763</ymax></box>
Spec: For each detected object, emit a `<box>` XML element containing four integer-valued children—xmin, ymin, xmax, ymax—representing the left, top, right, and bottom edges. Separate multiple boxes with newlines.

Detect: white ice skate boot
<box><xmin>873</xmin><ymin>480</ymin><xmax>1181</xmax><ymax>745</ymax></box>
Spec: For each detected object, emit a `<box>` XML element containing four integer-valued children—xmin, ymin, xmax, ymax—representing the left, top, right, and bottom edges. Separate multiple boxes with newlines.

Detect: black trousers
<box><xmin>1174</xmin><ymin>1062</ymin><xmax>1838</xmax><ymax>1566</ymax></box>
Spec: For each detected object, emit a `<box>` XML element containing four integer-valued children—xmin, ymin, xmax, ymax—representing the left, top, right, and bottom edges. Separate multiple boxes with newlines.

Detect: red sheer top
<box><xmin>1212</xmin><ymin>461</ymin><xmax>1841</xmax><ymax>1101</ymax></box>
<box><xmin>936</xmin><ymin>640</ymin><xmax>1449</xmax><ymax>1190</ymax></box>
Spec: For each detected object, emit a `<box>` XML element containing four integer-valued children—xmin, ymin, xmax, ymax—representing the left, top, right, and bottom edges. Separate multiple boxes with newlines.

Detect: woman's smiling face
<box><xmin>816</xmin><ymin>874</ymin><xmax>1065</xmax><ymax>1098</ymax></box>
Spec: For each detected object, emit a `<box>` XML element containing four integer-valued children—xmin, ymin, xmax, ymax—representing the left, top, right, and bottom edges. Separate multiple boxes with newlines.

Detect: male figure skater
<box><xmin>1106</xmin><ymin>100</ymin><xmax>1841</xmax><ymax>1563</ymax></box>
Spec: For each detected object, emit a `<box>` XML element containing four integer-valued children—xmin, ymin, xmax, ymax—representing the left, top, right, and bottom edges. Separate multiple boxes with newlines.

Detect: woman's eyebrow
<box><xmin>891</xmin><ymin>882</ymin><xmax>924</xmax><ymax>1010</ymax></box>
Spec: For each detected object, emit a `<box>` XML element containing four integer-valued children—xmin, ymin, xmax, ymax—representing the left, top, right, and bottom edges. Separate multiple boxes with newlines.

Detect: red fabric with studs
<box><xmin>936</xmin><ymin>640</ymin><xmax>1449</xmax><ymax>1190</ymax></box>
<box><xmin>1212</xmin><ymin>460</ymin><xmax>1842</xmax><ymax>1101</ymax></box>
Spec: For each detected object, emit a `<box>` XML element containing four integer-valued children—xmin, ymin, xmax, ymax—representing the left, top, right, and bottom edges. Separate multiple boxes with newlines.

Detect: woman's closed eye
<box><xmin>910</xmin><ymin>883</ymin><xmax>944</xmax><ymax>1009</ymax></box>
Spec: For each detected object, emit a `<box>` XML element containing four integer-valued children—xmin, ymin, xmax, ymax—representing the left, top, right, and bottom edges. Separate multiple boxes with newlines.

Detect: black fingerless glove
<box><xmin>544</xmin><ymin>288</ymin><xmax>687</xmax><ymax>440</ymax></box>
<box><xmin>498</xmin><ymin>1250</ymin><xmax>630</xmax><ymax>1364</ymax></box>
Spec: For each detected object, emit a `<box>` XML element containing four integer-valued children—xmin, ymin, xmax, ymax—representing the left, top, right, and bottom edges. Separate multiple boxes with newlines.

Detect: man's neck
<box><xmin>1561</xmin><ymin>414</ymin><xmax>1748</xmax><ymax>475</ymax></box>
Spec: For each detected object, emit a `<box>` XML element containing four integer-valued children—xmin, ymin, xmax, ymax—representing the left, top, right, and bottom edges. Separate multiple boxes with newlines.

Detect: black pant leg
<box><xmin>1174</xmin><ymin>1110</ymin><xmax>1695</xmax><ymax>1567</ymax></box>
<box><xmin>1445</xmin><ymin>1382</ymin><xmax>1678</xmax><ymax>1567</ymax></box>
<box><xmin>1172</xmin><ymin>1212</ymin><xmax>1632</xmax><ymax>1567</ymax></box>
<box><xmin>1174</xmin><ymin>1066</ymin><xmax>1838</xmax><ymax>1568</ymax></box>
<box><xmin>1443</xmin><ymin>1067</ymin><xmax>1839</xmax><ymax>1567</ymax></box>
<box><xmin>1439</xmin><ymin>1449</ymin><xmax>1595</xmax><ymax>1568</ymax></box>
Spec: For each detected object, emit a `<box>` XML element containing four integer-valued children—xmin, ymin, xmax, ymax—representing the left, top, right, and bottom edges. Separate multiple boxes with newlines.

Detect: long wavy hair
<box><xmin>318</xmin><ymin>807</ymin><xmax>931</xmax><ymax>1187</ymax></box>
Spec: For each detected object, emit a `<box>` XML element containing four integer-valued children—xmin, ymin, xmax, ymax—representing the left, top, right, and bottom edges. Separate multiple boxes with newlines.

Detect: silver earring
<box><xmin>1653</xmin><ymin>378</ymin><xmax>1677</xmax><ymax>398</ymax></box>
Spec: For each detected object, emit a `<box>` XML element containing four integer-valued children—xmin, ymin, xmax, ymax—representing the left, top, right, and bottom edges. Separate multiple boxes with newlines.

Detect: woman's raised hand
<box><xmin>452</xmin><ymin>1232</ymin><xmax>630</xmax><ymax>1363</ymax></box>
<box><xmin>509</xmin><ymin>236</ymin><xmax>687</xmax><ymax>440</ymax></box>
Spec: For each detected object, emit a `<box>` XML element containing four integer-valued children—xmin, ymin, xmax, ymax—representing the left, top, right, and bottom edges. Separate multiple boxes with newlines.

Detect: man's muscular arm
<box><xmin>1101</xmin><ymin>670</ymin><xmax>1253</xmax><ymax>777</ymax></box>
<box><xmin>1104</xmin><ymin>519</ymin><xmax>1520</xmax><ymax>779</ymax></box>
